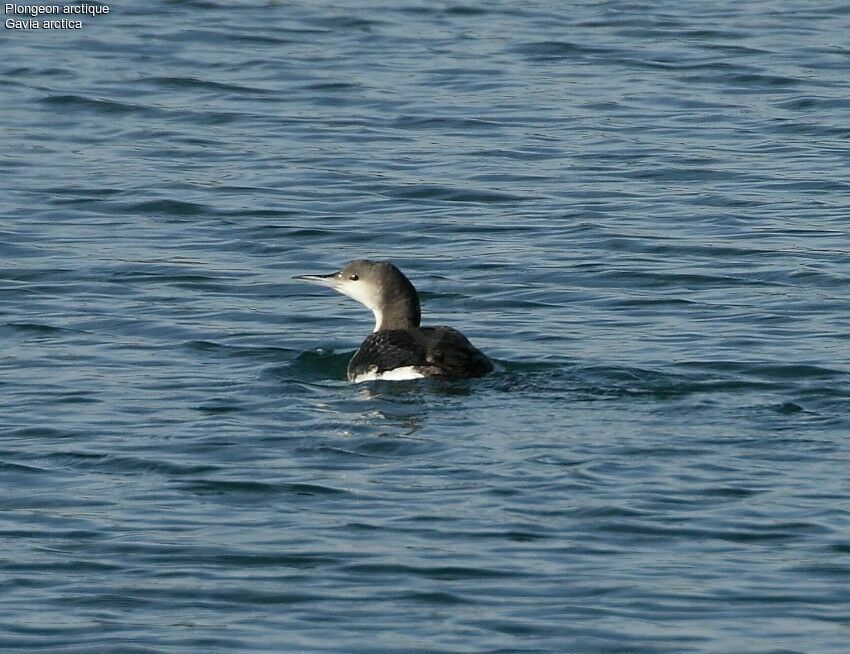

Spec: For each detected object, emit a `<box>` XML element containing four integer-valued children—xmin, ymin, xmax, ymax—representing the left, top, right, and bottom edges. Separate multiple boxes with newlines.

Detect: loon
<box><xmin>295</xmin><ymin>260</ymin><xmax>493</xmax><ymax>383</ymax></box>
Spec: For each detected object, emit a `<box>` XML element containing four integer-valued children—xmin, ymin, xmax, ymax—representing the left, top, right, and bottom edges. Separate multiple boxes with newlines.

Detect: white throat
<box><xmin>337</xmin><ymin>282</ymin><xmax>384</xmax><ymax>332</ymax></box>
<box><xmin>370</xmin><ymin>308</ymin><xmax>383</xmax><ymax>332</ymax></box>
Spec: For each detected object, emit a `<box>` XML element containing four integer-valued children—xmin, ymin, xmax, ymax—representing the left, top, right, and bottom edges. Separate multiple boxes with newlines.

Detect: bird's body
<box><xmin>295</xmin><ymin>260</ymin><xmax>493</xmax><ymax>382</ymax></box>
<box><xmin>347</xmin><ymin>325</ymin><xmax>493</xmax><ymax>382</ymax></box>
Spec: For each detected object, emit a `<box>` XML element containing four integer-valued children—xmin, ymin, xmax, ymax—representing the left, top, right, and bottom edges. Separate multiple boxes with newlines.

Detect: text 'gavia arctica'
<box><xmin>295</xmin><ymin>260</ymin><xmax>493</xmax><ymax>383</ymax></box>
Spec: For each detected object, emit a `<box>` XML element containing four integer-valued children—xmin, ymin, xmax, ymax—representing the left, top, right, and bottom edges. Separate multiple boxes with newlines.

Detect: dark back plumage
<box><xmin>347</xmin><ymin>325</ymin><xmax>494</xmax><ymax>381</ymax></box>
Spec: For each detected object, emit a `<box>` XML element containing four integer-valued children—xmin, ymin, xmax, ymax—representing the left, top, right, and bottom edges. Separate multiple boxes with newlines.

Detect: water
<box><xmin>2</xmin><ymin>1</ymin><xmax>849</xmax><ymax>651</ymax></box>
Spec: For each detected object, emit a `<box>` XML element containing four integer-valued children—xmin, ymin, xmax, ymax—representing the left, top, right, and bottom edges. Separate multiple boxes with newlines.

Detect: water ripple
<box><xmin>3</xmin><ymin>1</ymin><xmax>849</xmax><ymax>652</ymax></box>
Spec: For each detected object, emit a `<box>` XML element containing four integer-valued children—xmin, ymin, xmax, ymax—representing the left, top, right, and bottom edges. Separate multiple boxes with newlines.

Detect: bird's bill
<box><xmin>293</xmin><ymin>272</ymin><xmax>340</xmax><ymax>288</ymax></box>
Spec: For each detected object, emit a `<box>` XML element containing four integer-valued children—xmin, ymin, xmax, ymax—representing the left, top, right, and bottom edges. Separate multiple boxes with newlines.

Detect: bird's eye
<box><xmin>349</xmin><ymin>274</ymin><xmax>359</xmax><ymax>281</ymax></box>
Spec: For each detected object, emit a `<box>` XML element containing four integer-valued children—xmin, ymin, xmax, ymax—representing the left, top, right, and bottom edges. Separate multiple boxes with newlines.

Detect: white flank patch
<box><xmin>351</xmin><ymin>366</ymin><xmax>427</xmax><ymax>383</ymax></box>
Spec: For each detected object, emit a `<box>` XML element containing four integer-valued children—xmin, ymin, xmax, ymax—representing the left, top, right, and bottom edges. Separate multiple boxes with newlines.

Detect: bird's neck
<box><xmin>372</xmin><ymin>297</ymin><xmax>420</xmax><ymax>332</ymax></box>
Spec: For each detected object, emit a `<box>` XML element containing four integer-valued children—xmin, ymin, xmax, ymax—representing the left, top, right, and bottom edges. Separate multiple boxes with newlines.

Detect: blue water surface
<box><xmin>2</xmin><ymin>1</ymin><xmax>849</xmax><ymax>652</ymax></box>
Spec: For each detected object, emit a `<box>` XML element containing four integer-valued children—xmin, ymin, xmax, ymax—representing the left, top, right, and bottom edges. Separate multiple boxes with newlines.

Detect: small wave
<box><xmin>45</xmin><ymin>186</ymin><xmax>123</xmax><ymax>198</ymax></box>
<box><xmin>492</xmin><ymin>360</ymin><xmax>841</xmax><ymax>401</ymax></box>
<box><xmin>0</xmin><ymin>461</ymin><xmax>49</xmax><ymax>475</ymax></box>
<box><xmin>510</xmin><ymin>40</ymin><xmax>617</xmax><ymax>61</ymax></box>
<box><xmin>298</xmin><ymin>81</ymin><xmax>364</xmax><ymax>92</ymax></box>
<box><xmin>675</xmin><ymin>360</ymin><xmax>844</xmax><ymax>381</ymax></box>
<box><xmin>139</xmin><ymin>75</ymin><xmax>274</xmax><ymax>95</ymax></box>
<box><xmin>776</xmin><ymin>96</ymin><xmax>850</xmax><ymax>111</ymax></box>
<box><xmin>391</xmin><ymin>115</ymin><xmax>504</xmax><ymax>130</ymax></box>
<box><xmin>338</xmin><ymin>562</ymin><xmax>529</xmax><ymax>580</ymax></box>
<box><xmin>184</xmin><ymin>340</ymin><xmax>297</xmax><ymax>362</ymax></box>
<box><xmin>194</xmin><ymin>402</ymin><xmax>244</xmax><ymax>415</ymax></box>
<box><xmin>311</xmin><ymin>15</ymin><xmax>385</xmax><ymax>30</ymax></box>
<box><xmin>205</xmin><ymin>551</ymin><xmax>338</xmax><ymax>568</ymax></box>
<box><xmin>9</xmin><ymin>426</ymin><xmax>78</xmax><ymax>440</ymax></box>
<box><xmin>680</xmin><ymin>71</ymin><xmax>802</xmax><ymax>91</ymax></box>
<box><xmin>3</xmin><ymin>321</ymin><xmax>66</xmax><ymax>335</ymax></box>
<box><xmin>42</xmin><ymin>94</ymin><xmax>158</xmax><ymax>116</ymax></box>
<box><xmin>128</xmin><ymin>199</ymin><xmax>209</xmax><ymax>217</ymax></box>
<box><xmin>280</xmin><ymin>349</ymin><xmax>352</xmax><ymax>382</ymax></box>
<box><xmin>182</xmin><ymin>479</ymin><xmax>349</xmax><ymax>497</ymax></box>
<box><xmin>177</xmin><ymin>28</ymin><xmax>292</xmax><ymax>47</ymax></box>
<box><xmin>50</xmin><ymin>452</ymin><xmax>219</xmax><ymax>476</ymax></box>
<box><xmin>388</xmin><ymin>184</ymin><xmax>526</xmax><ymax>204</ymax></box>
<box><xmin>391</xmin><ymin>590</ymin><xmax>470</xmax><ymax>605</ymax></box>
